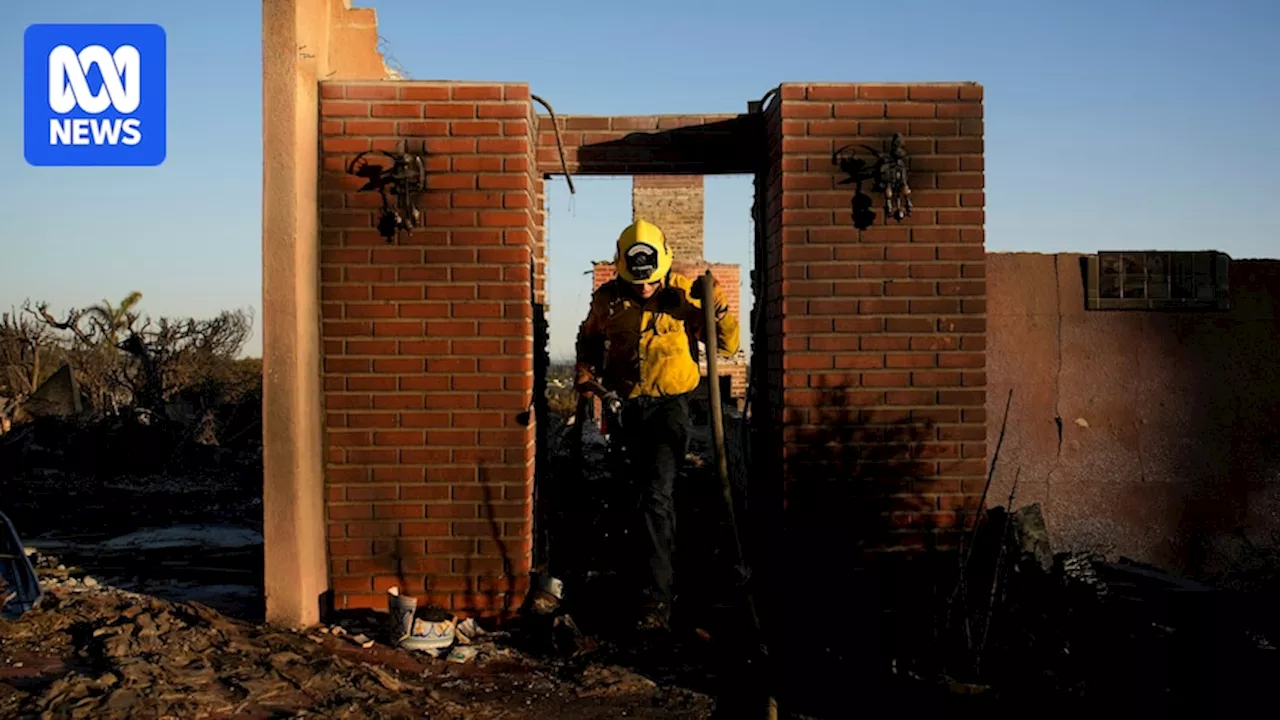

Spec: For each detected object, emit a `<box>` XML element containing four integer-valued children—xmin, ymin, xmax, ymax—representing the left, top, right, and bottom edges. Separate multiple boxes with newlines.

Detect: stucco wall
<box><xmin>986</xmin><ymin>253</ymin><xmax>1280</xmax><ymax>580</ymax></box>
<box><xmin>261</xmin><ymin>0</ymin><xmax>395</xmax><ymax>627</ymax></box>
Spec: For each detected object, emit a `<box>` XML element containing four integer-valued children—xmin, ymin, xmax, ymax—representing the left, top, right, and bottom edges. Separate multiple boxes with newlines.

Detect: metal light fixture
<box><xmin>346</xmin><ymin>148</ymin><xmax>428</xmax><ymax>243</ymax></box>
<box><xmin>832</xmin><ymin>132</ymin><xmax>913</xmax><ymax>230</ymax></box>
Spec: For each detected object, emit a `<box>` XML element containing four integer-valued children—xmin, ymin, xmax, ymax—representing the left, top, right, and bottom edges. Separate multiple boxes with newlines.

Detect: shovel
<box><xmin>700</xmin><ymin>271</ymin><xmax>777</xmax><ymax>720</ymax></box>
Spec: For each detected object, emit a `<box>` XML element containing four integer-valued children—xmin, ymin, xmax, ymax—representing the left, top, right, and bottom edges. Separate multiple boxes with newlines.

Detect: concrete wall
<box><xmin>987</xmin><ymin>253</ymin><xmax>1280</xmax><ymax>578</ymax></box>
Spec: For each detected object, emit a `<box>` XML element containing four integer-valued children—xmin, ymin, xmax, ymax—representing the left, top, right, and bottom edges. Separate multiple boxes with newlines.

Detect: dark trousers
<box><xmin>616</xmin><ymin>392</ymin><xmax>691</xmax><ymax>609</ymax></box>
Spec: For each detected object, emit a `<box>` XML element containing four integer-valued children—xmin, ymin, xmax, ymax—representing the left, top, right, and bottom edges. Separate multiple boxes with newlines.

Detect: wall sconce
<box><xmin>832</xmin><ymin>132</ymin><xmax>913</xmax><ymax>230</ymax></box>
<box><xmin>346</xmin><ymin>149</ymin><xmax>428</xmax><ymax>243</ymax></box>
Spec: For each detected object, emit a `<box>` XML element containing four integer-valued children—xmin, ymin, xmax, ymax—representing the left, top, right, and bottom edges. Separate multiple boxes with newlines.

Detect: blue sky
<box><xmin>2</xmin><ymin>0</ymin><xmax>1277</xmax><ymax>360</ymax></box>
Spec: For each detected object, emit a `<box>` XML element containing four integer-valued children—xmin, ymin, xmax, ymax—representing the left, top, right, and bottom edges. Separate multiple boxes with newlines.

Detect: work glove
<box><xmin>689</xmin><ymin>275</ymin><xmax>729</xmax><ymax>319</ymax></box>
<box><xmin>573</xmin><ymin>364</ymin><xmax>622</xmax><ymax>419</ymax></box>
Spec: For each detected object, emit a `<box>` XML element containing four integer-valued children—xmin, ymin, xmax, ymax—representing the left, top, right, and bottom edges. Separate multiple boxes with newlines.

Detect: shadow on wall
<box><xmin>327</xmin><ymin>466</ymin><xmax>521</xmax><ymax>632</ymax></box>
<box><xmin>373</xmin><ymin>465</ymin><xmax>520</xmax><ymax>619</ymax></box>
<box><xmin>773</xmin><ymin>387</ymin><xmax>961</xmax><ymax>709</ymax></box>
<box><xmin>462</xmin><ymin>465</ymin><xmax>519</xmax><ymax>617</ymax></box>
<box><xmin>985</xmin><ymin>254</ymin><xmax>1280</xmax><ymax>585</ymax></box>
<box><xmin>443</xmin><ymin>257</ymin><xmax>546</xmax><ymax>618</ymax></box>
<box><xmin>572</xmin><ymin>117</ymin><xmax>763</xmax><ymax>175</ymax></box>
<box><xmin>531</xmin><ymin>267</ymin><xmax>551</xmax><ymax>574</ymax></box>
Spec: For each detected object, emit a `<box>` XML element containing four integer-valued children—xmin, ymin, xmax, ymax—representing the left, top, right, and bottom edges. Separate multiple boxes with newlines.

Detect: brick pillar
<box><xmin>632</xmin><ymin>175</ymin><xmax>704</xmax><ymax>262</ymax></box>
<box><xmin>318</xmin><ymin>81</ymin><xmax>538</xmax><ymax>615</ymax></box>
<box><xmin>768</xmin><ymin>82</ymin><xmax>986</xmax><ymax>554</ymax></box>
<box><xmin>757</xmin><ymin>80</ymin><xmax>986</xmax><ymax>702</ymax></box>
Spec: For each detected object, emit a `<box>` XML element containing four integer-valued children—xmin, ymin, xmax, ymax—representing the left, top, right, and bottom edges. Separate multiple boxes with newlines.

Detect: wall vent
<box><xmin>1085</xmin><ymin>250</ymin><xmax>1231</xmax><ymax>311</ymax></box>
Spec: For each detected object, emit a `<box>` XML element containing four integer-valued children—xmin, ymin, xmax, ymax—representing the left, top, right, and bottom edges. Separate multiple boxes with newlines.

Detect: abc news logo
<box><xmin>24</xmin><ymin>24</ymin><xmax>167</xmax><ymax>167</ymax></box>
<box><xmin>48</xmin><ymin>44</ymin><xmax>143</xmax><ymax>147</ymax></box>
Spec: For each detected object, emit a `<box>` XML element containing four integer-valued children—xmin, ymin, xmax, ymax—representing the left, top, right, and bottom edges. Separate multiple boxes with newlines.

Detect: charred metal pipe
<box><xmin>530</xmin><ymin>94</ymin><xmax>575</xmax><ymax>195</ymax></box>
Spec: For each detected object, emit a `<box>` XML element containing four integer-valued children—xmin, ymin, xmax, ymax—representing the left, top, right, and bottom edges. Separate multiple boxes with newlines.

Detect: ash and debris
<box><xmin>897</xmin><ymin>502</ymin><xmax>1280</xmax><ymax>716</ymax></box>
<box><xmin>4</xmin><ymin>393</ymin><xmax>1280</xmax><ymax>717</ymax></box>
<box><xmin>0</xmin><ymin>547</ymin><xmax>715</xmax><ymax>719</ymax></box>
<box><xmin>0</xmin><ymin>416</ymin><xmax>723</xmax><ymax>718</ymax></box>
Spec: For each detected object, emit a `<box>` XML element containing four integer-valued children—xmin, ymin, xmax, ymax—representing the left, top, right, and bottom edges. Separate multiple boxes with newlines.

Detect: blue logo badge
<box><xmin>24</xmin><ymin>24</ymin><xmax>167</xmax><ymax>167</ymax></box>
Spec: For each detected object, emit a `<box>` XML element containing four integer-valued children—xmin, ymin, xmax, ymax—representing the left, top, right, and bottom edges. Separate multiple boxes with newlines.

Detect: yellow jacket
<box><xmin>575</xmin><ymin>273</ymin><xmax>741</xmax><ymax>400</ymax></box>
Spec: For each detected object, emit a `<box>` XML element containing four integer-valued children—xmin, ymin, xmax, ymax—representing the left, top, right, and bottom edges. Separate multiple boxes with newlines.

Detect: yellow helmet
<box><xmin>614</xmin><ymin>219</ymin><xmax>674</xmax><ymax>284</ymax></box>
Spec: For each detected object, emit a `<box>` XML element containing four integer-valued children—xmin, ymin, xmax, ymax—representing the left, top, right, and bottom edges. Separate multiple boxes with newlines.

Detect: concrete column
<box><xmin>260</xmin><ymin>0</ymin><xmax>392</xmax><ymax>627</ymax></box>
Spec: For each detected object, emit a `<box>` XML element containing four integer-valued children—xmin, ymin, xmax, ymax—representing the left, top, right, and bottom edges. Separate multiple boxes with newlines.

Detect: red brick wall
<box><xmin>765</xmin><ymin>83</ymin><xmax>987</xmax><ymax>554</ymax></box>
<box><xmin>544</xmin><ymin>101</ymin><xmax>987</xmax><ymax>541</ymax></box>
<box><xmin>680</xmin><ymin>260</ymin><xmax>748</xmax><ymax>402</ymax></box>
<box><xmin>313</xmin><ymin>90</ymin><xmax>984</xmax><ymax>612</ymax></box>
<box><xmin>318</xmin><ymin>81</ymin><xmax>538</xmax><ymax>614</ymax></box>
<box><xmin>526</xmin><ymin>106</ymin><xmax>547</xmax><ymax>306</ymax></box>
<box><xmin>751</xmin><ymin>83</ymin><xmax>986</xmax><ymax>702</ymax></box>
<box><xmin>591</xmin><ymin>262</ymin><xmax>614</xmax><ymax>296</ymax></box>
<box><xmin>750</xmin><ymin>96</ymin><xmax>787</xmax><ymax>592</ymax></box>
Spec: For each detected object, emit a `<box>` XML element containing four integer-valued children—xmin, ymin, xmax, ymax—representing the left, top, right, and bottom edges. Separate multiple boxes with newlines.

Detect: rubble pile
<box><xmin>6</xmin><ymin>379</ymin><xmax>1278</xmax><ymax>717</ymax></box>
<box><xmin>0</xmin><ymin>413</ymin><xmax>716</xmax><ymax>718</ymax></box>
<box><xmin>0</xmin><ymin>564</ymin><xmax>714</xmax><ymax>719</ymax></box>
<box><xmin>2</xmin><ymin>591</ymin><xmax>437</xmax><ymax>718</ymax></box>
<box><xmin>939</xmin><ymin>503</ymin><xmax>1280</xmax><ymax>712</ymax></box>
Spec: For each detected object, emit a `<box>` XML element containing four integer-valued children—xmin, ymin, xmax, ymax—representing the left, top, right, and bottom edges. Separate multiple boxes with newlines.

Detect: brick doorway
<box><xmin>532</xmin><ymin>115</ymin><xmax>769</xmax><ymax>597</ymax></box>
<box><xmin>534</xmin><ymin>112</ymin><xmax>767</xmax><ymax>406</ymax></box>
<box><xmin>537</xmin><ymin>170</ymin><xmax>759</xmax><ymax>638</ymax></box>
<box><xmin>535</xmin><ymin>91</ymin><xmax>987</xmax><ymax>714</ymax></box>
<box><xmin>317</xmin><ymin>83</ymin><xmax>988</xmax><ymax>687</ymax></box>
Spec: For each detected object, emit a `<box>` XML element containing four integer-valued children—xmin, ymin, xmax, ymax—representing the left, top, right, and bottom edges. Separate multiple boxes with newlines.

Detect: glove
<box><xmin>689</xmin><ymin>274</ymin><xmax>715</xmax><ymax>301</ymax></box>
<box><xmin>690</xmin><ymin>276</ymin><xmax>728</xmax><ymax>319</ymax></box>
<box><xmin>573</xmin><ymin>363</ymin><xmax>598</xmax><ymax>396</ymax></box>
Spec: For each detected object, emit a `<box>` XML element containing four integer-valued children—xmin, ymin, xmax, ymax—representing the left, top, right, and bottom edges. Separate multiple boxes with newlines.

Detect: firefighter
<box><xmin>574</xmin><ymin>219</ymin><xmax>741</xmax><ymax>632</ymax></box>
